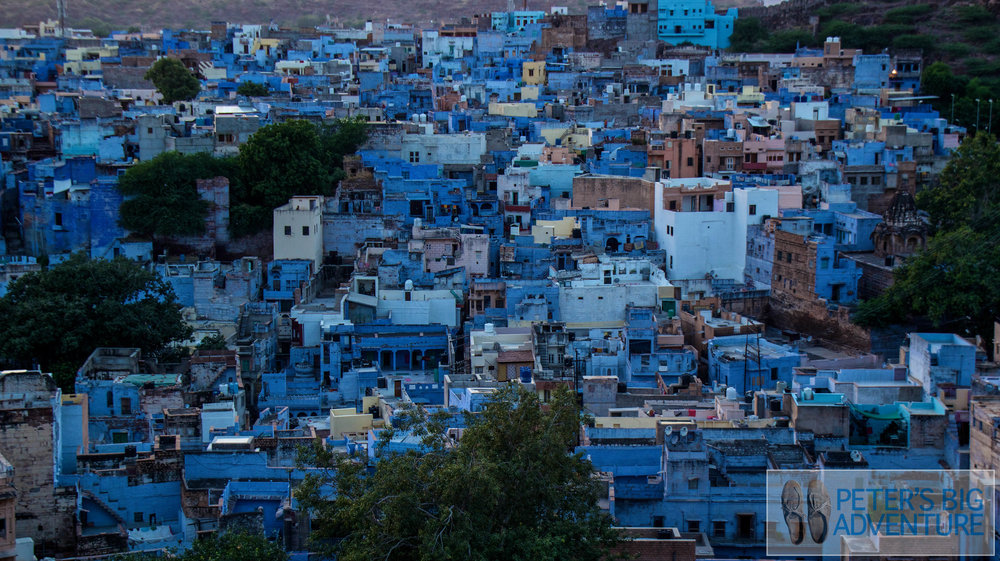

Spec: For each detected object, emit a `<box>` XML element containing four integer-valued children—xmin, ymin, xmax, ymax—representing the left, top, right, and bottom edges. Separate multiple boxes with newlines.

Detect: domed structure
<box><xmin>871</xmin><ymin>190</ymin><xmax>927</xmax><ymax>258</ymax></box>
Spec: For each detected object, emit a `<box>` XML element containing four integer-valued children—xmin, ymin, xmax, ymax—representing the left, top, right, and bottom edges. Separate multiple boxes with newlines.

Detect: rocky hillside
<box><xmin>8</xmin><ymin>0</ymin><xmax>752</xmax><ymax>32</ymax></box>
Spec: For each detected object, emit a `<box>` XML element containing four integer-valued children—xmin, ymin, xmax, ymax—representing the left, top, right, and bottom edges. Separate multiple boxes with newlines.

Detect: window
<box><xmin>770</xmin><ymin>367</ymin><xmax>778</xmax><ymax>380</ymax></box>
<box><xmin>669</xmin><ymin>255</ymin><xmax>673</xmax><ymax>268</ymax></box>
<box><xmin>777</xmin><ymin>251</ymin><xmax>783</xmax><ymax>261</ymax></box>
<box><xmin>688</xmin><ymin>477</ymin><xmax>699</xmax><ymax>490</ymax></box>
<box><xmin>652</xmin><ymin>515</ymin><xmax>665</xmax><ymax>528</ymax></box>
<box><xmin>686</xmin><ymin>157</ymin><xmax>694</xmax><ymax>167</ymax></box>
<box><xmin>686</xmin><ymin>520</ymin><xmax>701</xmax><ymax>533</ymax></box>
<box><xmin>55</xmin><ymin>212</ymin><xmax>62</xmax><ymax>227</ymax></box>
<box><xmin>726</xmin><ymin>201</ymin><xmax>734</xmax><ymax>212</ymax></box>
<box><xmin>134</xmin><ymin>512</ymin><xmax>144</xmax><ymax>523</ymax></box>
<box><xmin>302</xmin><ymin>226</ymin><xmax>310</xmax><ymax>236</ymax></box>
<box><xmin>408</xmin><ymin>151</ymin><xmax>420</xmax><ymax>163</ymax></box>
<box><xmin>713</xmin><ymin>520</ymin><xmax>726</xmax><ymax>538</ymax></box>
<box><xmin>107</xmin><ymin>391</ymin><xmax>114</xmax><ymax>408</ymax></box>
<box><xmin>749</xmin><ymin>204</ymin><xmax>757</xmax><ymax>215</ymax></box>
<box><xmin>669</xmin><ymin>200</ymin><xmax>677</xmax><ymax>210</ymax></box>
<box><xmin>284</xmin><ymin>225</ymin><xmax>292</xmax><ymax>236</ymax></box>
<box><xmin>737</xmin><ymin>513</ymin><xmax>755</xmax><ymax>539</ymax></box>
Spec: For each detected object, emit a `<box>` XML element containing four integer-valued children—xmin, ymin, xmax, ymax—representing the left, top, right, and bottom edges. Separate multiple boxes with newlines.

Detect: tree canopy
<box><xmin>109</xmin><ymin>532</ymin><xmax>286</xmax><ymax>561</ymax></box>
<box><xmin>230</xmin><ymin>117</ymin><xmax>368</xmax><ymax>236</ymax></box>
<box><xmin>117</xmin><ymin>151</ymin><xmax>240</xmax><ymax>238</ymax></box>
<box><xmin>855</xmin><ymin>132</ymin><xmax>1000</xmax><ymax>340</ymax></box>
<box><xmin>0</xmin><ymin>253</ymin><xmax>191</xmax><ymax>390</ymax></box>
<box><xmin>181</xmin><ymin>531</ymin><xmax>288</xmax><ymax>561</ymax></box>
<box><xmin>145</xmin><ymin>57</ymin><xmax>201</xmax><ymax>104</ymax></box>
<box><xmin>296</xmin><ymin>386</ymin><xmax>620</xmax><ymax>561</ymax></box>
<box><xmin>237</xmin><ymin>119</ymin><xmax>333</xmax><ymax>211</ymax></box>
<box><xmin>236</xmin><ymin>81</ymin><xmax>269</xmax><ymax>97</ymax></box>
<box><xmin>114</xmin><ymin>118</ymin><xmax>367</xmax><ymax>239</ymax></box>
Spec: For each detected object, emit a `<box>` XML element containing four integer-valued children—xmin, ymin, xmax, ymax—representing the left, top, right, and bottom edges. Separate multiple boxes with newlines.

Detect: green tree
<box><xmin>108</xmin><ymin>532</ymin><xmax>286</xmax><ymax>561</ymax></box>
<box><xmin>182</xmin><ymin>531</ymin><xmax>288</xmax><ymax>561</ymax></box>
<box><xmin>231</xmin><ymin>118</ymin><xmax>367</xmax><ymax>236</ymax></box>
<box><xmin>728</xmin><ymin>17</ymin><xmax>768</xmax><ymax>52</ymax></box>
<box><xmin>117</xmin><ymin>151</ymin><xmax>239</xmax><ymax>238</ymax></box>
<box><xmin>237</xmin><ymin>120</ymin><xmax>333</xmax><ymax>212</ymax></box>
<box><xmin>145</xmin><ymin>58</ymin><xmax>201</xmax><ymax>104</ymax></box>
<box><xmin>236</xmin><ymin>81</ymin><xmax>269</xmax><ymax>97</ymax></box>
<box><xmin>197</xmin><ymin>333</ymin><xmax>229</xmax><ymax>350</ymax></box>
<box><xmin>297</xmin><ymin>386</ymin><xmax>620</xmax><ymax>561</ymax></box>
<box><xmin>916</xmin><ymin>131</ymin><xmax>1000</xmax><ymax>233</ymax></box>
<box><xmin>855</xmin><ymin>132</ymin><xmax>1000</xmax><ymax>341</ymax></box>
<box><xmin>321</xmin><ymin>116</ymin><xmax>369</xmax><ymax>170</ymax></box>
<box><xmin>0</xmin><ymin>254</ymin><xmax>191</xmax><ymax>390</ymax></box>
<box><xmin>765</xmin><ymin>29</ymin><xmax>817</xmax><ymax>53</ymax></box>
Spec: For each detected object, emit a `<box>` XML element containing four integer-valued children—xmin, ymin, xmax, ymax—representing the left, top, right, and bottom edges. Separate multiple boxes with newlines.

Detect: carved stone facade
<box><xmin>871</xmin><ymin>190</ymin><xmax>927</xmax><ymax>259</ymax></box>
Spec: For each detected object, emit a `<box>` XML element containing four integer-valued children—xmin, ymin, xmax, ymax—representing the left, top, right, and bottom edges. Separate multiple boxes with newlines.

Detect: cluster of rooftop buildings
<box><xmin>0</xmin><ymin>1</ymin><xmax>992</xmax><ymax>559</ymax></box>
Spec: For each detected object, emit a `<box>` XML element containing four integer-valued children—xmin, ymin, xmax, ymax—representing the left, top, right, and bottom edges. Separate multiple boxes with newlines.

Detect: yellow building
<box><xmin>63</xmin><ymin>45</ymin><xmax>118</xmax><ymax>76</ymax></box>
<box><xmin>522</xmin><ymin>61</ymin><xmax>546</xmax><ymax>86</ymax></box>
<box><xmin>330</xmin><ymin>407</ymin><xmax>374</xmax><ymax>439</ymax></box>
<box><xmin>540</xmin><ymin>125</ymin><xmax>592</xmax><ymax>149</ymax></box>
<box><xmin>488</xmin><ymin>102</ymin><xmax>538</xmax><ymax>117</ymax></box>
<box><xmin>531</xmin><ymin>217</ymin><xmax>578</xmax><ymax>244</ymax></box>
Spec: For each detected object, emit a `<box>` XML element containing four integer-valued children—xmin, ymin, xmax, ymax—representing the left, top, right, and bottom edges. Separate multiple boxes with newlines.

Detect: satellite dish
<box><xmin>679</xmin><ymin>426</ymin><xmax>689</xmax><ymax>437</ymax></box>
<box><xmin>664</xmin><ymin>425</ymin><xmax>673</xmax><ymax>436</ymax></box>
<box><xmin>850</xmin><ymin>450</ymin><xmax>862</xmax><ymax>462</ymax></box>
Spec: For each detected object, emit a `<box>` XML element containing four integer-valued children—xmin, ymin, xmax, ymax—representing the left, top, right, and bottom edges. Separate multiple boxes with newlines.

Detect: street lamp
<box><xmin>990</xmin><ymin>99</ymin><xmax>994</xmax><ymax>134</ymax></box>
<box><xmin>950</xmin><ymin>93</ymin><xmax>955</xmax><ymax>125</ymax></box>
<box><xmin>976</xmin><ymin>98</ymin><xmax>982</xmax><ymax>130</ymax></box>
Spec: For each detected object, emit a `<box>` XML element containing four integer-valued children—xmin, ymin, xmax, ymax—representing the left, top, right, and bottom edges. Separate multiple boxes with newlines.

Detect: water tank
<box><xmin>776</xmin><ymin>381</ymin><xmax>786</xmax><ymax>394</ymax></box>
<box><xmin>411</xmin><ymin>113</ymin><xmax>419</xmax><ymax>122</ymax></box>
<box><xmin>404</xmin><ymin>279</ymin><xmax>414</xmax><ymax>290</ymax></box>
<box><xmin>460</xmin><ymin>95</ymin><xmax>467</xmax><ymax>103</ymax></box>
<box><xmin>484</xmin><ymin>323</ymin><xmax>495</xmax><ymax>334</ymax></box>
<box><xmin>725</xmin><ymin>387</ymin><xmax>739</xmax><ymax>401</ymax></box>
<box><xmin>727</xmin><ymin>128</ymin><xmax>736</xmax><ymax>138</ymax></box>
<box><xmin>419</xmin><ymin>113</ymin><xmax>427</xmax><ymax>122</ymax></box>
<box><xmin>803</xmin><ymin>388</ymin><xmax>815</xmax><ymax>400</ymax></box>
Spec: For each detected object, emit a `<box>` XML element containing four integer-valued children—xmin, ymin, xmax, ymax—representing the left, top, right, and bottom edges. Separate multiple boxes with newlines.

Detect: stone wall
<box><xmin>0</xmin><ymin>373</ymin><xmax>77</xmax><ymax>557</ymax></box>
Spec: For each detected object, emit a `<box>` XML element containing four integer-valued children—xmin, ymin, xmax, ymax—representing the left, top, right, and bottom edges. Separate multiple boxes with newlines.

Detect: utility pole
<box><xmin>990</xmin><ymin>99</ymin><xmax>994</xmax><ymax>134</ymax></box>
<box><xmin>56</xmin><ymin>0</ymin><xmax>66</xmax><ymax>37</ymax></box>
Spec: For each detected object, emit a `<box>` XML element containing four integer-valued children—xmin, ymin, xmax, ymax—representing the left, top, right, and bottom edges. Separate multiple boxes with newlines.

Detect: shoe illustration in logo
<box><xmin>807</xmin><ymin>478</ymin><xmax>831</xmax><ymax>544</ymax></box>
<box><xmin>781</xmin><ymin>479</ymin><xmax>806</xmax><ymax>545</ymax></box>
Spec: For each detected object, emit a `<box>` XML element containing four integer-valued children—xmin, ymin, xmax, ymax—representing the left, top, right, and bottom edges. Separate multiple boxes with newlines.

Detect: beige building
<box><xmin>0</xmin><ymin>453</ymin><xmax>14</xmax><ymax>561</ymax></box>
<box><xmin>970</xmin><ymin>395</ymin><xmax>1000</xmax><ymax>473</ymax></box>
<box><xmin>0</xmin><ymin>371</ymin><xmax>76</xmax><ymax>557</ymax></box>
<box><xmin>273</xmin><ymin>196</ymin><xmax>324</xmax><ymax>272</ymax></box>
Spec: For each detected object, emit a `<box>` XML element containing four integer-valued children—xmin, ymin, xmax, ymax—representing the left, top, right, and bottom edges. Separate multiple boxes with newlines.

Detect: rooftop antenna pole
<box><xmin>56</xmin><ymin>0</ymin><xmax>67</xmax><ymax>37</ymax></box>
